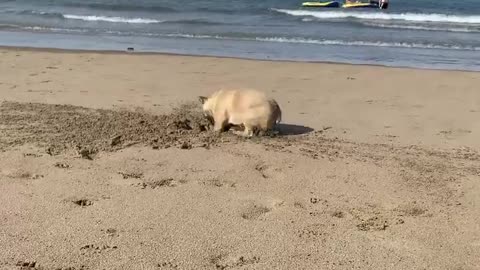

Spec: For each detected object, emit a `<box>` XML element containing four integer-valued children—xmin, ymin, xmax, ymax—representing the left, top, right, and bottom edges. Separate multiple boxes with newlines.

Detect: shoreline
<box><xmin>1</xmin><ymin>45</ymin><xmax>479</xmax><ymax>74</ymax></box>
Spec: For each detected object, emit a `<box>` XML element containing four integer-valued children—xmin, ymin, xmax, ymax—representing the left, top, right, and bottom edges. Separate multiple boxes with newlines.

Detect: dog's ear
<box><xmin>198</xmin><ymin>96</ymin><xmax>208</xmax><ymax>104</ymax></box>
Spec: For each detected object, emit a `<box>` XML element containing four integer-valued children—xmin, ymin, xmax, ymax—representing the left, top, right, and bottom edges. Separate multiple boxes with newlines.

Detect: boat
<box><xmin>342</xmin><ymin>0</ymin><xmax>389</xmax><ymax>9</ymax></box>
<box><xmin>342</xmin><ymin>2</ymin><xmax>378</xmax><ymax>8</ymax></box>
<box><xmin>301</xmin><ymin>0</ymin><xmax>388</xmax><ymax>9</ymax></box>
<box><xmin>301</xmin><ymin>1</ymin><xmax>341</xmax><ymax>8</ymax></box>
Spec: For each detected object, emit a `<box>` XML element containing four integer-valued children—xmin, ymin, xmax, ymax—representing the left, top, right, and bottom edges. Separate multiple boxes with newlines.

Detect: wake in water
<box><xmin>272</xmin><ymin>9</ymin><xmax>480</xmax><ymax>24</ymax></box>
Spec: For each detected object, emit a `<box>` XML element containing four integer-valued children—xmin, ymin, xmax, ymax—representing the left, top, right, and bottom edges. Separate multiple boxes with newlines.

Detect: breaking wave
<box><xmin>273</xmin><ymin>9</ymin><xmax>480</xmax><ymax>24</ymax></box>
<box><xmin>63</xmin><ymin>14</ymin><xmax>162</xmax><ymax>24</ymax></box>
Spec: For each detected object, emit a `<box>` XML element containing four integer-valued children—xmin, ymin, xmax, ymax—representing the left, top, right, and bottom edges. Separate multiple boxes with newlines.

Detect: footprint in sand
<box><xmin>254</xmin><ymin>162</ymin><xmax>284</xmax><ymax>179</ymax></box>
<box><xmin>438</xmin><ymin>129</ymin><xmax>472</xmax><ymax>139</ymax></box>
<box><xmin>54</xmin><ymin>162</ymin><xmax>70</xmax><ymax>169</ymax></box>
<box><xmin>118</xmin><ymin>171</ymin><xmax>143</xmax><ymax>179</ymax></box>
<box><xmin>240</xmin><ymin>199</ymin><xmax>284</xmax><ymax>220</ymax></box>
<box><xmin>80</xmin><ymin>244</ymin><xmax>118</xmax><ymax>255</ymax></box>
<box><xmin>254</xmin><ymin>162</ymin><xmax>269</xmax><ymax>178</ymax></box>
<box><xmin>241</xmin><ymin>204</ymin><xmax>271</xmax><ymax>220</ymax></box>
<box><xmin>157</xmin><ymin>261</ymin><xmax>179</xmax><ymax>269</ymax></box>
<box><xmin>395</xmin><ymin>203</ymin><xmax>427</xmax><ymax>217</ymax></box>
<box><xmin>297</xmin><ymin>223</ymin><xmax>328</xmax><ymax>240</ymax></box>
<box><xmin>23</xmin><ymin>153</ymin><xmax>43</xmax><ymax>158</ymax></box>
<box><xmin>65</xmin><ymin>195</ymin><xmax>109</xmax><ymax>208</ymax></box>
<box><xmin>1</xmin><ymin>168</ymin><xmax>34</xmax><ymax>179</ymax></box>
<box><xmin>135</xmin><ymin>178</ymin><xmax>185</xmax><ymax>189</ymax></box>
<box><xmin>209</xmin><ymin>254</ymin><xmax>259</xmax><ymax>269</ymax></box>
<box><xmin>331</xmin><ymin>210</ymin><xmax>345</xmax><ymax>218</ymax></box>
<box><xmin>356</xmin><ymin>216</ymin><xmax>389</xmax><ymax>231</ymax></box>
<box><xmin>101</xmin><ymin>228</ymin><xmax>119</xmax><ymax>237</ymax></box>
<box><xmin>200</xmin><ymin>178</ymin><xmax>236</xmax><ymax>188</ymax></box>
<box><xmin>72</xmin><ymin>199</ymin><xmax>93</xmax><ymax>207</ymax></box>
<box><xmin>15</xmin><ymin>261</ymin><xmax>37</xmax><ymax>269</ymax></box>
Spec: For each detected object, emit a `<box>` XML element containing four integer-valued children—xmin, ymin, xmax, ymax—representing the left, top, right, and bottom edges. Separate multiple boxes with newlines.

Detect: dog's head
<box><xmin>198</xmin><ymin>96</ymin><xmax>208</xmax><ymax>105</ymax></box>
<box><xmin>198</xmin><ymin>95</ymin><xmax>210</xmax><ymax>113</ymax></box>
<box><xmin>198</xmin><ymin>96</ymin><xmax>214</xmax><ymax>125</ymax></box>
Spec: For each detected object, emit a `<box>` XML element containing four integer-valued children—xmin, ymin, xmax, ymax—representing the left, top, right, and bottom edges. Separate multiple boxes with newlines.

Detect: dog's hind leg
<box><xmin>242</xmin><ymin>123</ymin><xmax>255</xmax><ymax>137</ymax></box>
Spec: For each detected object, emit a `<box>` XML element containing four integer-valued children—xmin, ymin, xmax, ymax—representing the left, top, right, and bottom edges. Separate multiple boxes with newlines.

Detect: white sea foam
<box><xmin>363</xmin><ymin>23</ymin><xmax>480</xmax><ymax>33</ymax></box>
<box><xmin>157</xmin><ymin>33</ymin><xmax>479</xmax><ymax>51</ymax></box>
<box><xmin>63</xmin><ymin>14</ymin><xmax>162</xmax><ymax>24</ymax></box>
<box><xmin>273</xmin><ymin>9</ymin><xmax>480</xmax><ymax>24</ymax></box>
<box><xmin>254</xmin><ymin>37</ymin><xmax>479</xmax><ymax>50</ymax></box>
<box><xmin>24</xmin><ymin>26</ymin><xmax>88</xmax><ymax>33</ymax></box>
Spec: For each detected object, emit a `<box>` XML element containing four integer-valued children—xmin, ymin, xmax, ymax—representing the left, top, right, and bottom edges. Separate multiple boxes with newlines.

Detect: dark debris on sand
<box><xmin>1</xmin><ymin>100</ymin><xmax>479</xmax><ymax>205</ymax></box>
<box><xmin>0</xmin><ymin>101</ymin><xmax>243</xmax><ymax>155</ymax></box>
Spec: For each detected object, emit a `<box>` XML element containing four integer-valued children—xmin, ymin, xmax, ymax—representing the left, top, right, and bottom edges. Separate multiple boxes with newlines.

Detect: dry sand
<box><xmin>1</xmin><ymin>47</ymin><xmax>480</xmax><ymax>270</ymax></box>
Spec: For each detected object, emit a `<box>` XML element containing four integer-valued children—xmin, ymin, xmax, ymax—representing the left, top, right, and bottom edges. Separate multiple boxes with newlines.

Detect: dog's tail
<box><xmin>276</xmin><ymin>106</ymin><xmax>282</xmax><ymax>124</ymax></box>
<box><xmin>272</xmin><ymin>99</ymin><xmax>282</xmax><ymax>124</ymax></box>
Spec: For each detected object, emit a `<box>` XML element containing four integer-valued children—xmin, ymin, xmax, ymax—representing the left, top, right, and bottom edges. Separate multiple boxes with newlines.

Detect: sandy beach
<box><xmin>1</xmin><ymin>47</ymin><xmax>480</xmax><ymax>269</ymax></box>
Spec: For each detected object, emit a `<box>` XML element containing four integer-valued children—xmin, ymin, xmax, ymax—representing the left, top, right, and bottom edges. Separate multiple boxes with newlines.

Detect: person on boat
<box><xmin>369</xmin><ymin>0</ymin><xmax>389</xmax><ymax>8</ymax></box>
<box><xmin>379</xmin><ymin>0</ymin><xmax>389</xmax><ymax>9</ymax></box>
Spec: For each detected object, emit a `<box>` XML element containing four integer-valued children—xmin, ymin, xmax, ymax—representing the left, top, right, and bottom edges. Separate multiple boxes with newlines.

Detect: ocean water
<box><xmin>0</xmin><ymin>0</ymin><xmax>479</xmax><ymax>71</ymax></box>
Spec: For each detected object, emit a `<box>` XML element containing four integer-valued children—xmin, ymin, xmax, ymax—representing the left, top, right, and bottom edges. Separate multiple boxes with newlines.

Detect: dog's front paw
<box><xmin>213</xmin><ymin>129</ymin><xmax>223</xmax><ymax>137</ymax></box>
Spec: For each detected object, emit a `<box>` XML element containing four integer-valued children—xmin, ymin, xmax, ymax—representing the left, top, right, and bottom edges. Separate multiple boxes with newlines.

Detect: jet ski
<box><xmin>301</xmin><ymin>1</ymin><xmax>341</xmax><ymax>8</ymax></box>
<box><xmin>342</xmin><ymin>2</ymin><xmax>377</xmax><ymax>8</ymax></box>
<box><xmin>343</xmin><ymin>0</ymin><xmax>389</xmax><ymax>9</ymax></box>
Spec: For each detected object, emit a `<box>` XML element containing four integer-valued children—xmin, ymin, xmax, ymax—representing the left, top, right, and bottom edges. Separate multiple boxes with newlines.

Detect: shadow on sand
<box><xmin>276</xmin><ymin>123</ymin><xmax>314</xmax><ymax>136</ymax></box>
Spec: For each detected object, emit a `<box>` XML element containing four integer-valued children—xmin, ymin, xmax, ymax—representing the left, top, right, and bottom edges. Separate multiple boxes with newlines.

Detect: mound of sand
<box><xmin>0</xmin><ymin>101</ymin><xmax>246</xmax><ymax>157</ymax></box>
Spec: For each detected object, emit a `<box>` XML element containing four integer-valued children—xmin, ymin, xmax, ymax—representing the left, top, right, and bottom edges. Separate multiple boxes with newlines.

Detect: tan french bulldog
<box><xmin>199</xmin><ymin>88</ymin><xmax>282</xmax><ymax>137</ymax></box>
